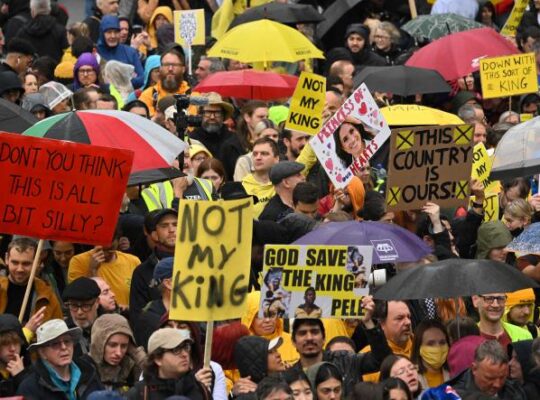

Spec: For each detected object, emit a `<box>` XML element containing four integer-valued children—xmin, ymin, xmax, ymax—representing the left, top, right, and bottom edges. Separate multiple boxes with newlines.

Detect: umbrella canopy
<box><xmin>353</xmin><ymin>66</ymin><xmax>451</xmax><ymax>96</ymax></box>
<box><xmin>490</xmin><ymin>116</ymin><xmax>540</xmax><ymax>180</ymax></box>
<box><xmin>23</xmin><ymin>110</ymin><xmax>187</xmax><ymax>185</ymax></box>
<box><xmin>229</xmin><ymin>2</ymin><xmax>323</xmax><ymax>29</ymax></box>
<box><xmin>374</xmin><ymin>259</ymin><xmax>538</xmax><ymax>300</ymax></box>
<box><xmin>0</xmin><ymin>98</ymin><xmax>38</xmax><ymax>133</ymax></box>
<box><xmin>293</xmin><ymin>221</ymin><xmax>432</xmax><ymax>264</ymax></box>
<box><xmin>401</xmin><ymin>13</ymin><xmax>484</xmax><ymax>41</ymax></box>
<box><xmin>405</xmin><ymin>27</ymin><xmax>518</xmax><ymax>81</ymax></box>
<box><xmin>317</xmin><ymin>0</ymin><xmax>364</xmax><ymax>49</ymax></box>
<box><xmin>208</xmin><ymin>19</ymin><xmax>324</xmax><ymax>66</ymax></box>
<box><xmin>507</xmin><ymin>223</ymin><xmax>540</xmax><ymax>255</ymax></box>
<box><xmin>194</xmin><ymin>70</ymin><xmax>298</xmax><ymax>100</ymax></box>
<box><xmin>381</xmin><ymin>105</ymin><xmax>464</xmax><ymax>126</ymax></box>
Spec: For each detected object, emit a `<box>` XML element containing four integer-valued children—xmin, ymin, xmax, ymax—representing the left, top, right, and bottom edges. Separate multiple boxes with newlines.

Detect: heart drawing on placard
<box><xmin>325</xmin><ymin>158</ymin><xmax>334</xmax><ymax>170</ymax></box>
<box><xmin>359</xmin><ymin>102</ymin><xmax>368</xmax><ymax>115</ymax></box>
<box><xmin>336</xmin><ymin>174</ymin><xmax>343</xmax><ymax>182</ymax></box>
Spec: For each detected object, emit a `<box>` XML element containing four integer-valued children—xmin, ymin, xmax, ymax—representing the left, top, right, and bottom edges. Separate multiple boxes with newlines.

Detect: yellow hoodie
<box><xmin>504</xmin><ymin>288</ymin><xmax>539</xmax><ymax>337</ymax></box>
<box><xmin>147</xmin><ymin>6</ymin><xmax>173</xmax><ymax>49</ymax></box>
<box><xmin>241</xmin><ymin>173</ymin><xmax>275</xmax><ymax>218</ymax></box>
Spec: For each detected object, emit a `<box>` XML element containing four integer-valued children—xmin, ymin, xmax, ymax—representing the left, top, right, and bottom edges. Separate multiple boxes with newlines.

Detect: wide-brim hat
<box><xmin>28</xmin><ymin>319</ymin><xmax>81</xmax><ymax>350</ymax></box>
<box><xmin>201</xmin><ymin>92</ymin><xmax>234</xmax><ymax>120</ymax></box>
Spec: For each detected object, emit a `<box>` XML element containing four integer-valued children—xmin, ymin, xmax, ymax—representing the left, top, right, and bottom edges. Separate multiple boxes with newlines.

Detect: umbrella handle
<box><xmin>408</xmin><ymin>0</ymin><xmax>418</xmax><ymax>19</ymax></box>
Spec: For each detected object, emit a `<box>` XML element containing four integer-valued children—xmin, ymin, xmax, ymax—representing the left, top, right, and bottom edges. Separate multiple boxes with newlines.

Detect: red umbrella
<box><xmin>194</xmin><ymin>70</ymin><xmax>298</xmax><ymax>100</ymax></box>
<box><xmin>405</xmin><ymin>27</ymin><xmax>519</xmax><ymax>81</ymax></box>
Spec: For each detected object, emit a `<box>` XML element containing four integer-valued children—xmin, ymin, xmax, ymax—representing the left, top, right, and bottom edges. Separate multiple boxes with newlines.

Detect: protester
<box><xmin>0</xmin><ymin>314</ymin><xmax>30</xmax><ymax>397</ymax></box>
<box><xmin>379</xmin><ymin>355</ymin><xmax>422</xmax><ymax>398</ymax></box>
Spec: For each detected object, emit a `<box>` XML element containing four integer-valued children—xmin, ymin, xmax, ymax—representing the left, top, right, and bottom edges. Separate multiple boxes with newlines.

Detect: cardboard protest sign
<box><xmin>480</xmin><ymin>53</ymin><xmax>538</xmax><ymax>99</ymax></box>
<box><xmin>500</xmin><ymin>0</ymin><xmax>528</xmax><ymax>37</ymax></box>
<box><xmin>386</xmin><ymin>125</ymin><xmax>474</xmax><ymax>211</ymax></box>
<box><xmin>0</xmin><ymin>133</ymin><xmax>133</xmax><ymax>245</ymax></box>
<box><xmin>260</xmin><ymin>244</ymin><xmax>373</xmax><ymax>319</ymax></box>
<box><xmin>471</xmin><ymin>143</ymin><xmax>500</xmax><ymax>194</ymax></box>
<box><xmin>310</xmin><ymin>83</ymin><xmax>391</xmax><ymax>189</ymax></box>
<box><xmin>170</xmin><ymin>199</ymin><xmax>253</xmax><ymax>322</ymax></box>
<box><xmin>285</xmin><ymin>72</ymin><xmax>326</xmax><ymax>135</ymax></box>
<box><xmin>174</xmin><ymin>9</ymin><xmax>205</xmax><ymax>47</ymax></box>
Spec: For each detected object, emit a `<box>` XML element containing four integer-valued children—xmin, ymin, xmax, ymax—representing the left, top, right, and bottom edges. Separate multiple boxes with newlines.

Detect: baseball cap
<box><xmin>147</xmin><ymin>328</ymin><xmax>193</xmax><ymax>354</ymax></box>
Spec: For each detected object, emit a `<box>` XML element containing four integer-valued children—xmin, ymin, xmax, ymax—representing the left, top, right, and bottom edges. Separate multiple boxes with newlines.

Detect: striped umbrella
<box><xmin>23</xmin><ymin>110</ymin><xmax>187</xmax><ymax>185</ymax></box>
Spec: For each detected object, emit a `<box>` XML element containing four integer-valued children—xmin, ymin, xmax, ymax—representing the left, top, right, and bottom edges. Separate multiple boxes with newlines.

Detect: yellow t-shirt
<box><xmin>423</xmin><ymin>369</ymin><xmax>445</xmax><ymax>388</ymax></box>
<box><xmin>68</xmin><ymin>250</ymin><xmax>140</xmax><ymax>307</ymax></box>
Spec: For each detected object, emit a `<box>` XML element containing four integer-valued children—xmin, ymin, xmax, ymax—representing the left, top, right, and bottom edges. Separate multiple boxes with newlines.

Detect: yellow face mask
<box><xmin>419</xmin><ymin>344</ymin><xmax>449</xmax><ymax>370</ymax></box>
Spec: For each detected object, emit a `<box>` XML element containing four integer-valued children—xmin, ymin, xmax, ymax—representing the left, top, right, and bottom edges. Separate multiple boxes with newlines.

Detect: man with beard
<box><xmin>282</xmin><ymin>129</ymin><xmax>310</xmax><ymax>161</ymax></box>
<box><xmin>190</xmin><ymin>92</ymin><xmax>235</xmax><ymax>161</ymax></box>
<box><xmin>129</xmin><ymin>209</ymin><xmax>177</xmax><ymax>322</ymax></box>
<box><xmin>472</xmin><ymin>293</ymin><xmax>532</xmax><ymax>349</ymax></box>
<box><xmin>289</xmin><ymin>295</ymin><xmax>391</xmax><ymax>398</ymax></box>
<box><xmin>140</xmin><ymin>45</ymin><xmax>190</xmax><ymax>116</ymax></box>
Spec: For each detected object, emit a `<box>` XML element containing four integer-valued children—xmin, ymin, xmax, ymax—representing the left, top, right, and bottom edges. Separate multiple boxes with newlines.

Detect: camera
<box><xmin>173</xmin><ymin>94</ymin><xmax>203</xmax><ymax>137</ymax></box>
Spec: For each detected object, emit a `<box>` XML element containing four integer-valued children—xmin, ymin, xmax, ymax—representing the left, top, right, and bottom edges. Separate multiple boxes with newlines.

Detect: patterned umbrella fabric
<box><xmin>506</xmin><ymin>223</ymin><xmax>540</xmax><ymax>255</ymax></box>
<box><xmin>23</xmin><ymin>110</ymin><xmax>187</xmax><ymax>185</ymax></box>
<box><xmin>293</xmin><ymin>221</ymin><xmax>432</xmax><ymax>264</ymax></box>
<box><xmin>402</xmin><ymin>13</ymin><xmax>484</xmax><ymax>41</ymax></box>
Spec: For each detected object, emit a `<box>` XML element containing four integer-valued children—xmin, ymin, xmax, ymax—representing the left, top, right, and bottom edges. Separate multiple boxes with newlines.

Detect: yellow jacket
<box><xmin>148</xmin><ymin>6</ymin><xmax>173</xmax><ymax>49</ymax></box>
<box><xmin>241</xmin><ymin>173</ymin><xmax>275</xmax><ymax>218</ymax></box>
<box><xmin>139</xmin><ymin>80</ymin><xmax>190</xmax><ymax>116</ymax></box>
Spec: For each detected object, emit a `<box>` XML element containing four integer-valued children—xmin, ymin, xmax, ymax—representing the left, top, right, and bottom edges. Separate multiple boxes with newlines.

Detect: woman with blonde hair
<box><xmin>503</xmin><ymin>198</ymin><xmax>534</xmax><ymax>236</ymax></box>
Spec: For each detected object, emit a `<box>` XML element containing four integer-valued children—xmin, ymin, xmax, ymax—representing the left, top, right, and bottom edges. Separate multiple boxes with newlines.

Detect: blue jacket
<box><xmin>97</xmin><ymin>15</ymin><xmax>144</xmax><ymax>89</ymax></box>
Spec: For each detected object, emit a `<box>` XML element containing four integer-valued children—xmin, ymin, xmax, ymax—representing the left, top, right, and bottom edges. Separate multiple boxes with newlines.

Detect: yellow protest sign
<box><xmin>480</xmin><ymin>53</ymin><xmax>538</xmax><ymax>99</ymax></box>
<box><xmin>471</xmin><ymin>143</ymin><xmax>500</xmax><ymax>194</ymax></box>
<box><xmin>520</xmin><ymin>113</ymin><xmax>534</xmax><ymax>122</ymax></box>
<box><xmin>260</xmin><ymin>244</ymin><xmax>373</xmax><ymax>318</ymax></box>
<box><xmin>500</xmin><ymin>0</ymin><xmax>528</xmax><ymax>37</ymax></box>
<box><xmin>285</xmin><ymin>72</ymin><xmax>326</xmax><ymax>135</ymax></box>
<box><xmin>174</xmin><ymin>9</ymin><xmax>205</xmax><ymax>47</ymax></box>
<box><xmin>483</xmin><ymin>194</ymin><xmax>500</xmax><ymax>222</ymax></box>
<box><xmin>170</xmin><ymin>199</ymin><xmax>253</xmax><ymax>321</ymax></box>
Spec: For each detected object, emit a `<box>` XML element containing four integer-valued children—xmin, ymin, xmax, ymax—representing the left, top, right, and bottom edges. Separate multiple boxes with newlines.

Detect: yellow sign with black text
<box><xmin>285</xmin><ymin>72</ymin><xmax>326</xmax><ymax>135</ymax></box>
<box><xmin>170</xmin><ymin>199</ymin><xmax>253</xmax><ymax>321</ymax></box>
<box><xmin>174</xmin><ymin>9</ymin><xmax>205</xmax><ymax>47</ymax></box>
<box><xmin>480</xmin><ymin>53</ymin><xmax>538</xmax><ymax>99</ymax></box>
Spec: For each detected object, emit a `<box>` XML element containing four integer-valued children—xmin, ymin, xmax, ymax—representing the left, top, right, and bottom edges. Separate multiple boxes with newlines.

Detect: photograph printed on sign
<box><xmin>310</xmin><ymin>83</ymin><xmax>391</xmax><ymax>189</ymax></box>
<box><xmin>259</xmin><ymin>244</ymin><xmax>373</xmax><ymax>319</ymax></box>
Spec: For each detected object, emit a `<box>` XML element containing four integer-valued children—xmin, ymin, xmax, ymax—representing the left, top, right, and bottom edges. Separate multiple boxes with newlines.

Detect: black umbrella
<box><xmin>316</xmin><ymin>0</ymin><xmax>364</xmax><ymax>49</ymax></box>
<box><xmin>128</xmin><ymin>167</ymin><xmax>184</xmax><ymax>186</ymax></box>
<box><xmin>353</xmin><ymin>66</ymin><xmax>451</xmax><ymax>96</ymax></box>
<box><xmin>374</xmin><ymin>259</ymin><xmax>538</xmax><ymax>300</ymax></box>
<box><xmin>0</xmin><ymin>98</ymin><xmax>38</xmax><ymax>133</ymax></box>
<box><xmin>229</xmin><ymin>2</ymin><xmax>324</xmax><ymax>29</ymax></box>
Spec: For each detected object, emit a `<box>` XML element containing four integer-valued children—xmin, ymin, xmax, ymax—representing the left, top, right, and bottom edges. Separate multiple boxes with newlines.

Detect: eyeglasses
<box><xmin>46</xmin><ymin>337</ymin><xmax>73</xmax><ymax>350</ymax></box>
<box><xmin>374</xmin><ymin>35</ymin><xmax>391</xmax><ymax>40</ymax></box>
<box><xmin>479</xmin><ymin>295</ymin><xmax>507</xmax><ymax>305</ymax></box>
<box><xmin>394</xmin><ymin>364</ymin><xmax>418</xmax><ymax>376</ymax></box>
<box><xmin>66</xmin><ymin>301</ymin><xmax>96</xmax><ymax>312</ymax></box>
<box><xmin>162</xmin><ymin>62</ymin><xmax>184</xmax><ymax>69</ymax></box>
<box><xmin>78</xmin><ymin>68</ymin><xmax>96</xmax><ymax>75</ymax></box>
<box><xmin>168</xmin><ymin>342</ymin><xmax>192</xmax><ymax>355</ymax></box>
<box><xmin>202</xmin><ymin>110</ymin><xmax>224</xmax><ymax>117</ymax></box>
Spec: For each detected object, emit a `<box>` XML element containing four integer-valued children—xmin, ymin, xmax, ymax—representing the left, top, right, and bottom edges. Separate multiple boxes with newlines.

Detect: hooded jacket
<box><xmin>87</xmin><ymin>314</ymin><xmax>146</xmax><ymax>393</ymax></box>
<box><xmin>305</xmin><ymin>362</ymin><xmax>337</xmax><ymax>400</ymax></box>
<box><xmin>475</xmin><ymin>220</ymin><xmax>513</xmax><ymax>259</ymax></box>
<box><xmin>234</xmin><ymin>336</ymin><xmax>270</xmax><ymax>384</ymax></box>
<box><xmin>17</xmin><ymin>14</ymin><xmax>68</xmax><ymax>62</ymax></box>
<box><xmin>241</xmin><ymin>291</ymin><xmax>299</xmax><ymax>365</ymax></box>
<box><xmin>0</xmin><ymin>314</ymin><xmax>31</xmax><ymax>397</ymax></box>
<box><xmin>241</xmin><ymin>174</ymin><xmax>275</xmax><ymax>218</ymax></box>
<box><xmin>73</xmin><ymin>53</ymin><xmax>100</xmax><ymax>91</ymax></box>
<box><xmin>343</xmin><ymin>24</ymin><xmax>386</xmax><ymax>70</ymax></box>
<box><xmin>503</xmin><ymin>288</ymin><xmax>538</xmax><ymax>338</ymax></box>
<box><xmin>147</xmin><ymin>7</ymin><xmax>173</xmax><ymax>49</ymax></box>
<box><xmin>97</xmin><ymin>16</ymin><xmax>144</xmax><ymax>89</ymax></box>
<box><xmin>444</xmin><ymin>366</ymin><xmax>527</xmax><ymax>400</ymax></box>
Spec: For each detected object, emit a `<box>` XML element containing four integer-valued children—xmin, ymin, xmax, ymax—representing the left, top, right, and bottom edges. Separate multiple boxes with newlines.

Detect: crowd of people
<box><xmin>1</xmin><ymin>0</ymin><xmax>540</xmax><ymax>399</ymax></box>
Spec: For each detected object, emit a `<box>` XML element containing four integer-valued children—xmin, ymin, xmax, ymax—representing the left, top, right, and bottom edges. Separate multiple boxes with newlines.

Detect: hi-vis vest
<box><xmin>141</xmin><ymin>178</ymin><xmax>213</xmax><ymax>211</ymax></box>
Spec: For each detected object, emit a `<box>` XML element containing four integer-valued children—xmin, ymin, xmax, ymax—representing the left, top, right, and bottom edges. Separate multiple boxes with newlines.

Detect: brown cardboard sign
<box><xmin>386</xmin><ymin>125</ymin><xmax>474</xmax><ymax>211</ymax></box>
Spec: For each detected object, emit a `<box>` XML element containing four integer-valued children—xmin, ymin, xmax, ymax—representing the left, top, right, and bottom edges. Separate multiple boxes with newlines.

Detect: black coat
<box><xmin>445</xmin><ymin>368</ymin><xmax>527</xmax><ymax>400</ymax></box>
<box><xmin>190</xmin><ymin>125</ymin><xmax>235</xmax><ymax>164</ymax></box>
<box><xmin>17</xmin><ymin>357</ymin><xmax>104</xmax><ymax>400</ymax></box>
<box><xmin>129</xmin><ymin>252</ymin><xmax>160</xmax><ymax>323</ymax></box>
<box><xmin>220</xmin><ymin>133</ymin><xmax>248</xmax><ymax>181</ymax></box>
<box><xmin>0</xmin><ymin>314</ymin><xmax>31</xmax><ymax>397</ymax></box>
<box><xmin>16</xmin><ymin>15</ymin><xmax>68</xmax><ymax>63</ymax></box>
<box><xmin>126</xmin><ymin>368</ymin><xmax>210</xmax><ymax>400</ymax></box>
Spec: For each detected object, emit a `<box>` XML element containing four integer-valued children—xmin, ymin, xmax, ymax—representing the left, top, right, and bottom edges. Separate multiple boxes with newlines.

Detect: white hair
<box><xmin>30</xmin><ymin>0</ymin><xmax>51</xmax><ymax>16</ymax></box>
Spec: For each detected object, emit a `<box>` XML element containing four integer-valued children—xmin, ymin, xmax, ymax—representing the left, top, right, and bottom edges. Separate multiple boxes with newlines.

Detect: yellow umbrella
<box><xmin>207</xmin><ymin>19</ymin><xmax>324</xmax><ymax>67</ymax></box>
<box><xmin>381</xmin><ymin>105</ymin><xmax>464</xmax><ymax>126</ymax></box>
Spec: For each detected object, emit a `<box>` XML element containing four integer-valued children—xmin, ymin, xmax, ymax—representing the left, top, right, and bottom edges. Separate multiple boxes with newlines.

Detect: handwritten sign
<box><xmin>260</xmin><ymin>245</ymin><xmax>373</xmax><ymax>319</ymax></box>
<box><xmin>0</xmin><ymin>133</ymin><xmax>133</xmax><ymax>245</ymax></box>
<box><xmin>500</xmin><ymin>0</ymin><xmax>528</xmax><ymax>37</ymax></box>
<box><xmin>170</xmin><ymin>199</ymin><xmax>253</xmax><ymax>322</ymax></box>
<box><xmin>174</xmin><ymin>9</ymin><xmax>205</xmax><ymax>47</ymax></box>
<box><xmin>471</xmin><ymin>143</ymin><xmax>500</xmax><ymax>194</ymax></box>
<box><xmin>480</xmin><ymin>53</ymin><xmax>538</xmax><ymax>99</ymax></box>
<box><xmin>386</xmin><ymin>125</ymin><xmax>474</xmax><ymax>211</ymax></box>
<box><xmin>310</xmin><ymin>83</ymin><xmax>391</xmax><ymax>189</ymax></box>
<box><xmin>285</xmin><ymin>72</ymin><xmax>326</xmax><ymax>135</ymax></box>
